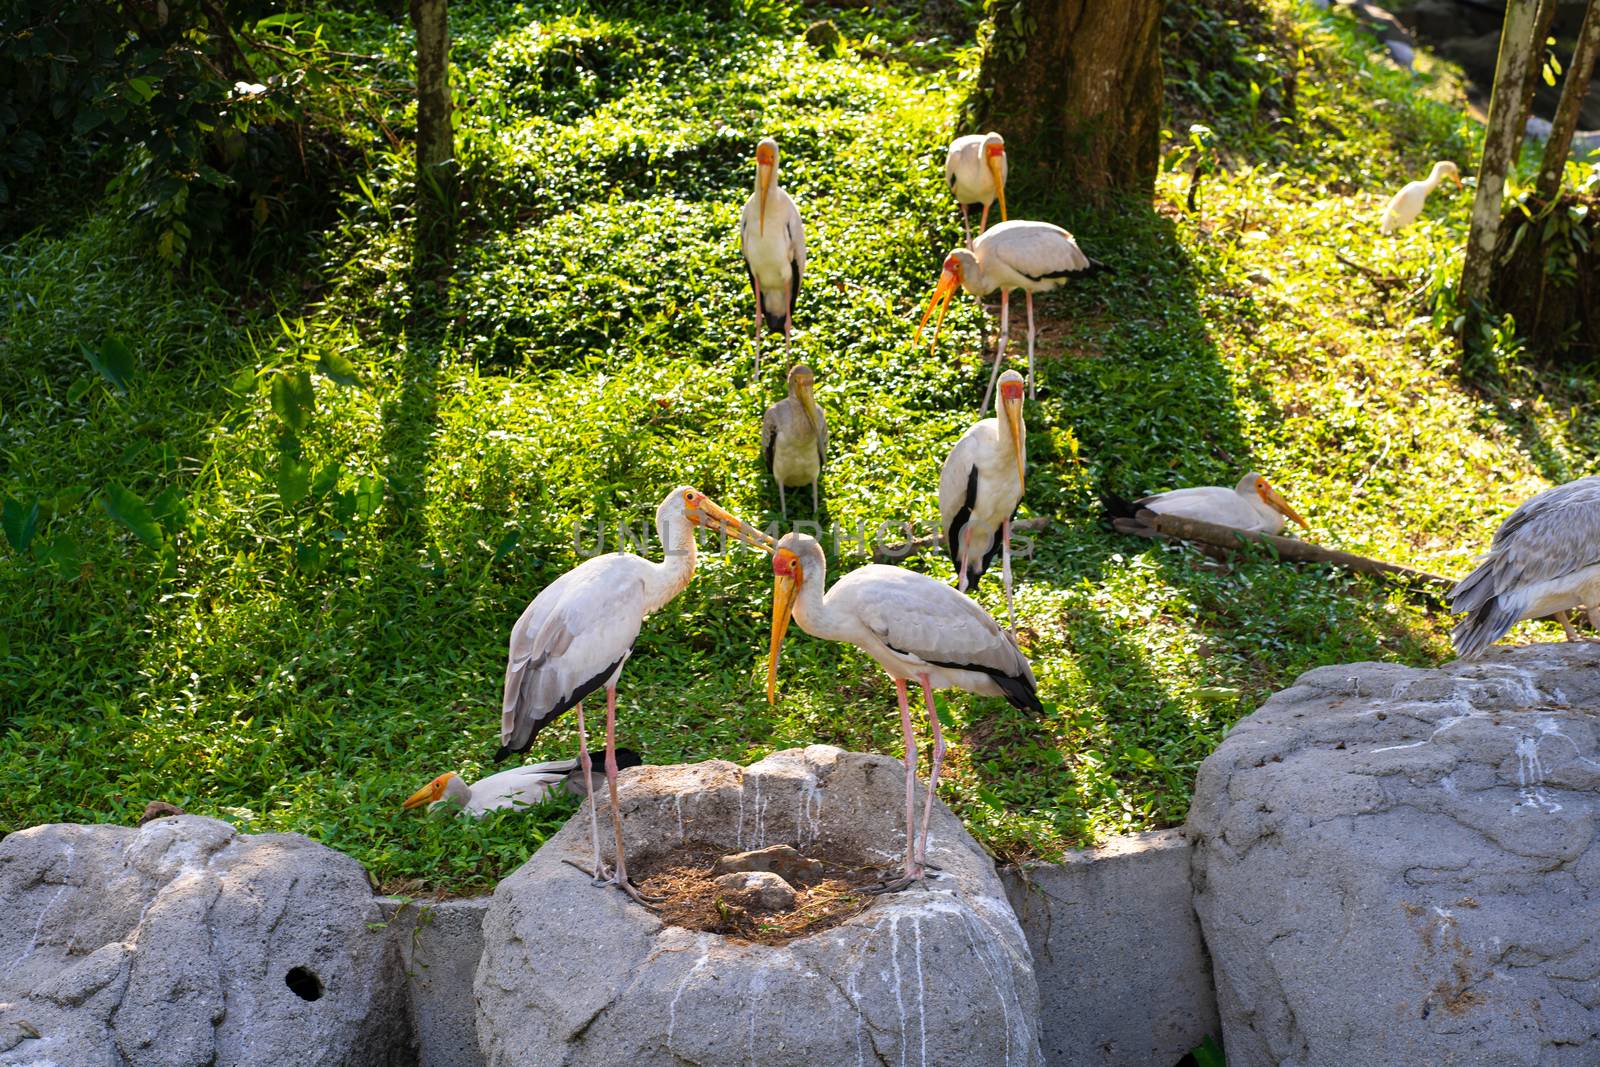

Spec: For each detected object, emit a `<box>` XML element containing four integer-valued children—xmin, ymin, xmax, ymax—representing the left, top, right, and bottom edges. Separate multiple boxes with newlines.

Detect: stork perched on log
<box><xmin>740</xmin><ymin>137</ymin><xmax>806</xmax><ymax>379</ymax></box>
<box><xmin>916</xmin><ymin>219</ymin><xmax>1108</xmax><ymax>412</ymax></box>
<box><xmin>762</xmin><ymin>363</ymin><xmax>827</xmax><ymax>520</ymax></box>
<box><xmin>765</xmin><ymin>532</ymin><xmax>1040</xmax><ymax>891</ymax></box>
<box><xmin>940</xmin><ymin>370</ymin><xmax>1026</xmax><ymax>633</ymax></box>
<box><xmin>1451</xmin><ymin>476</ymin><xmax>1600</xmax><ymax>659</ymax></box>
<box><xmin>497</xmin><ymin>487</ymin><xmax>771</xmax><ymax>904</ymax></box>
<box><xmin>403</xmin><ymin>750</ymin><xmax>643</xmax><ymax>817</ymax></box>
<box><xmin>944</xmin><ymin>132</ymin><xmax>1008</xmax><ymax>247</ymax></box>
<box><xmin>1380</xmin><ymin>161</ymin><xmax>1460</xmax><ymax>233</ymax></box>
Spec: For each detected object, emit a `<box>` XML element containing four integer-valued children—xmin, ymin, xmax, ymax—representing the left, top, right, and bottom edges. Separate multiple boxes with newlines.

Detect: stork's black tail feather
<box><xmin>1081</xmin><ymin>257</ymin><xmax>1114</xmax><ymax>278</ymax></box>
<box><xmin>1098</xmin><ymin>487</ymin><xmax>1141</xmax><ymax>521</ymax></box>
<box><xmin>996</xmin><ymin>671</ymin><xmax>1044</xmax><ymax>716</ymax></box>
<box><xmin>762</xmin><ymin>308</ymin><xmax>786</xmax><ymax>336</ymax></box>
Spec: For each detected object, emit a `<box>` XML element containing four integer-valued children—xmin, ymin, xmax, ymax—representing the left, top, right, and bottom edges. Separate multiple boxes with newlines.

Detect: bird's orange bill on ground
<box><xmin>403</xmin><ymin>773</ymin><xmax>455</xmax><ymax>810</ymax></box>
<box><xmin>683</xmin><ymin>489</ymin><xmax>775</xmax><ymax>550</ymax></box>
<box><xmin>985</xmin><ymin>142</ymin><xmax>1007</xmax><ymax>221</ymax></box>
<box><xmin>766</xmin><ymin>548</ymin><xmax>802</xmax><ymax>703</ymax></box>
<box><xmin>756</xmin><ymin>141</ymin><xmax>776</xmax><ymax>235</ymax></box>
<box><xmin>1257</xmin><ymin>478</ymin><xmax>1309</xmax><ymax>528</ymax></box>
<box><xmin>999</xmin><ymin>377</ymin><xmax>1025</xmax><ymax>488</ymax></box>
<box><xmin>914</xmin><ymin>255</ymin><xmax>963</xmax><ymax>348</ymax></box>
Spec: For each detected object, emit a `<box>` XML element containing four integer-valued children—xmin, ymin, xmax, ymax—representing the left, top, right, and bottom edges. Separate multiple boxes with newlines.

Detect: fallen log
<box><xmin>872</xmin><ymin>517</ymin><xmax>1050</xmax><ymax>564</ymax></box>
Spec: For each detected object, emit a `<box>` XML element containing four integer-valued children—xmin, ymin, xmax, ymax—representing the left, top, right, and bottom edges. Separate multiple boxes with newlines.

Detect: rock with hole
<box><xmin>474</xmin><ymin>745</ymin><xmax>1044</xmax><ymax>1066</ymax></box>
<box><xmin>0</xmin><ymin>814</ymin><xmax>414</xmax><ymax>1066</ymax></box>
<box><xmin>712</xmin><ymin>870</ymin><xmax>796</xmax><ymax>911</ymax></box>
<box><xmin>1187</xmin><ymin>645</ymin><xmax>1600</xmax><ymax>1067</ymax></box>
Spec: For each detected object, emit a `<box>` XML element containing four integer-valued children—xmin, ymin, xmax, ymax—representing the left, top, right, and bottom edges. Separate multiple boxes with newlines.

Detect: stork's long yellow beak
<box><xmin>758</xmin><ymin>163</ymin><xmax>773</xmax><ymax>236</ymax></box>
<box><xmin>1262</xmin><ymin>482</ymin><xmax>1309</xmax><ymax>529</ymax></box>
<box><xmin>987</xmin><ymin>155</ymin><xmax>1007</xmax><ymax>222</ymax></box>
<box><xmin>687</xmin><ymin>494</ymin><xmax>775</xmax><ymax>551</ymax></box>
<box><xmin>1003</xmin><ymin>397</ymin><xmax>1025</xmax><ymax>489</ymax></box>
<box><xmin>767</xmin><ymin>573</ymin><xmax>797</xmax><ymax>704</ymax></box>
<box><xmin>914</xmin><ymin>268</ymin><xmax>961</xmax><ymax>349</ymax></box>
<box><xmin>403</xmin><ymin>779</ymin><xmax>440</xmax><ymax>810</ymax></box>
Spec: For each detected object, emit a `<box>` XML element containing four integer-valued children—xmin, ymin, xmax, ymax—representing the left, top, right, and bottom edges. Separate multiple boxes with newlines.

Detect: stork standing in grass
<box><xmin>1380</xmin><ymin>161</ymin><xmax>1460</xmax><ymax>233</ymax></box>
<box><xmin>765</xmin><ymin>532</ymin><xmax>1040</xmax><ymax>891</ymax></box>
<box><xmin>916</xmin><ymin>219</ymin><xmax>1108</xmax><ymax>412</ymax></box>
<box><xmin>940</xmin><ymin>369</ymin><xmax>1026</xmax><ymax>633</ymax></box>
<box><xmin>945</xmin><ymin>132</ymin><xmax>1008</xmax><ymax>247</ymax></box>
<box><xmin>497</xmin><ymin>487</ymin><xmax>771</xmax><ymax>905</ymax></box>
<box><xmin>403</xmin><ymin>750</ymin><xmax>643</xmax><ymax>817</ymax></box>
<box><xmin>1118</xmin><ymin>472</ymin><xmax>1308</xmax><ymax>535</ymax></box>
<box><xmin>763</xmin><ymin>363</ymin><xmax>827</xmax><ymax>520</ymax></box>
<box><xmin>1451</xmin><ymin>476</ymin><xmax>1600</xmax><ymax>659</ymax></box>
<box><xmin>740</xmin><ymin>137</ymin><xmax>806</xmax><ymax>379</ymax></box>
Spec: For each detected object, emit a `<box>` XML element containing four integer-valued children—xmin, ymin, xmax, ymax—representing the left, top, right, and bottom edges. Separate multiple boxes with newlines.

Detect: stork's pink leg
<box><xmin>960</xmin><ymin>204</ymin><xmax>974</xmax><ymax>249</ymax></box>
<box><xmin>1002</xmin><ymin>518</ymin><xmax>1016</xmax><ymax>636</ymax></box>
<box><xmin>913</xmin><ymin>675</ymin><xmax>946</xmax><ymax>872</ymax></box>
<box><xmin>980</xmin><ymin>289</ymin><xmax>1012</xmax><ymax>415</ymax></box>
<box><xmin>602</xmin><ymin>684</ymin><xmax>659</xmax><ymax>907</ymax></box>
<box><xmin>576</xmin><ymin>701</ymin><xmax>607</xmax><ymax>883</ymax></box>
<box><xmin>1025</xmin><ymin>289</ymin><xmax>1037</xmax><ymax>400</ymax></box>
<box><xmin>979</xmin><ymin>202</ymin><xmax>991</xmax><ymax>234</ymax></box>
<box><xmin>752</xmin><ymin>276</ymin><xmax>764</xmax><ymax>380</ymax></box>
<box><xmin>869</xmin><ymin>677</ymin><xmax>922</xmax><ymax>893</ymax></box>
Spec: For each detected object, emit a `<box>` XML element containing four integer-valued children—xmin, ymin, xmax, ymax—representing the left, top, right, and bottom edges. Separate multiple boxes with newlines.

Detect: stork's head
<box><xmin>787</xmin><ymin>364</ymin><xmax>821</xmax><ymax>427</ymax></box>
<box><xmin>1239</xmin><ymin>472</ymin><xmax>1308</xmax><ymax>529</ymax></box>
<box><xmin>982</xmin><ymin>132</ymin><xmax>1008</xmax><ymax>221</ymax></box>
<box><xmin>403</xmin><ymin>771</ymin><xmax>468</xmax><ymax>811</ymax></box>
<box><xmin>755</xmin><ymin>137</ymin><xmax>779</xmax><ymax>234</ymax></box>
<box><xmin>766</xmin><ymin>532</ymin><xmax>826</xmax><ymax>705</ymax></box>
<box><xmin>915</xmin><ymin>250</ymin><xmax>978</xmax><ymax>350</ymax></box>
<box><xmin>1430</xmin><ymin>160</ymin><xmax>1461</xmax><ymax>189</ymax></box>
<box><xmin>997</xmin><ymin>370</ymin><xmax>1026</xmax><ymax>488</ymax></box>
<box><xmin>668</xmin><ymin>486</ymin><xmax>775</xmax><ymax>550</ymax></box>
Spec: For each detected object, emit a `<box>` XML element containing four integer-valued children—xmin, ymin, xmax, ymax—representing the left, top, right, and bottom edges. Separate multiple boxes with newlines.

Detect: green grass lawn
<box><xmin>1</xmin><ymin>0</ymin><xmax>1588</xmax><ymax>894</ymax></box>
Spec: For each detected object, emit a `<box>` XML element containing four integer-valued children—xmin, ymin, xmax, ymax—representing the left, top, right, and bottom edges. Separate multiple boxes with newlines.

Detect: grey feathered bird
<box><xmin>1450</xmin><ymin>476</ymin><xmax>1600</xmax><ymax>659</ymax></box>
<box><xmin>762</xmin><ymin>364</ymin><xmax>827</xmax><ymax>520</ymax></box>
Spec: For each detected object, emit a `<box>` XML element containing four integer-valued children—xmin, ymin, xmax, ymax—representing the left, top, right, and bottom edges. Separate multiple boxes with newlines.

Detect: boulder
<box><xmin>1188</xmin><ymin>644</ymin><xmax>1600</xmax><ymax>1067</ymax></box>
<box><xmin>712</xmin><ymin>843</ymin><xmax>824</xmax><ymax>886</ymax></box>
<box><xmin>712</xmin><ymin>871</ymin><xmax>797</xmax><ymax>911</ymax></box>
<box><xmin>475</xmin><ymin>745</ymin><xmax>1044</xmax><ymax>1067</ymax></box>
<box><xmin>0</xmin><ymin>815</ymin><xmax>413</xmax><ymax>1067</ymax></box>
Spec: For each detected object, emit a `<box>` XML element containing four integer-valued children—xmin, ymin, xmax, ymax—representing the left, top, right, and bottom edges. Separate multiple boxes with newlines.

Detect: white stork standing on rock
<box><xmin>1451</xmin><ymin>476</ymin><xmax>1600</xmax><ymax>658</ymax></box>
<box><xmin>916</xmin><ymin>219</ymin><xmax>1109</xmax><ymax>412</ymax></box>
<box><xmin>496</xmin><ymin>487</ymin><xmax>771</xmax><ymax>905</ymax></box>
<box><xmin>403</xmin><ymin>750</ymin><xmax>643</xmax><ymax>817</ymax></box>
<box><xmin>940</xmin><ymin>369</ymin><xmax>1026</xmax><ymax>633</ymax></box>
<box><xmin>740</xmin><ymin>137</ymin><xmax>806</xmax><ymax>379</ymax></box>
<box><xmin>765</xmin><ymin>532</ymin><xmax>1040</xmax><ymax>891</ymax></box>
<box><xmin>1380</xmin><ymin>161</ymin><xmax>1460</xmax><ymax>233</ymax></box>
<box><xmin>945</xmin><ymin>132</ymin><xmax>1008</xmax><ymax>247</ymax></box>
<box><xmin>763</xmin><ymin>363</ymin><xmax>827</xmax><ymax>520</ymax></box>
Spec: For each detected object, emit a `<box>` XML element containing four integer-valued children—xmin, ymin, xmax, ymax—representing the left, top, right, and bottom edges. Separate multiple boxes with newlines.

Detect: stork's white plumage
<box><xmin>1134</xmin><ymin>472</ymin><xmax>1308</xmax><ymax>535</ymax></box>
<box><xmin>916</xmin><ymin>219</ymin><xmax>1106</xmax><ymax>412</ymax></box>
<box><xmin>1380</xmin><ymin>160</ymin><xmax>1460</xmax><ymax>233</ymax></box>
<box><xmin>944</xmin><ymin>132</ymin><xmax>1008</xmax><ymax>247</ymax></box>
<box><xmin>940</xmin><ymin>370</ymin><xmax>1026</xmax><ymax>632</ymax></box>
<box><xmin>765</xmin><ymin>532</ymin><xmax>1040</xmax><ymax>890</ymax></box>
<box><xmin>403</xmin><ymin>750</ymin><xmax>643</xmax><ymax>817</ymax></box>
<box><xmin>1451</xmin><ymin>476</ymin><xmax>1600</xmax><ymax>659</ymax></box>
<box><xmin>739</xmin><ymin>137</ymin><xmax>806</xmax><ymax>379</ymax></box>
<box><xmin>762</xmin><ymin>363</ymin><xmax>827</xmax><ymax>519</ymax></box>
<box><xmin>496</xmin><ymin>487</ymin><xmax>771</xmax><ymax>904</ymax></box>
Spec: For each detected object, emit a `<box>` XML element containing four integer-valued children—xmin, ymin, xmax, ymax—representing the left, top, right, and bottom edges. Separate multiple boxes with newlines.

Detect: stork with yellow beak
<box><xmin>739</xmin><ymin>137</ymin><xmax>806</xmax><ymax>380</ymax></box>
<box><xmin>496</xmin><ymin>487</ymin><xmax>771</xmax><ymax>906</ymax></box>
<box><xmin>403</xmin><ymin>750</ymin><xmax>644</xmax><ymax>817</ymax></box>
<box><xmin>944</xmin><ymin>132</ymin><xmax>1008</xmax><ymax>248</ymax></box>
<box><xmin>762</xmin><ymin>363</ymin><xmax>828</xmax><ymax>520</ymax></box>
<box><xmin>766</xmin><ymin>532</ymin><xmax>1040</xmax><ymax>891</ymax></box>
<box><xmin>939</xmin><ymin>370</ymin><xmax>1026</xmax><ymax>633</ymax></box>
<box><xmin>915</xmin><ymin>219</ymin><xmax>1108</xmax><ymax>413</ymax></box>
<box><xmin>1129</xmin><ymin>472</ymin><xmax>1309</xmax><ymax>535</ymax></box>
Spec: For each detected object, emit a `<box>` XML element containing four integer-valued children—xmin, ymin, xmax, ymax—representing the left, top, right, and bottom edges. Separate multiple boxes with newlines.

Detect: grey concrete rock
<box><xmin>712</xmin><ymin>843</ymin><xmax>823</xmax><ymax>886</ymax></box>
<box><xmin>382</xmin><ymin>897</ymin><xmax>489</xmax><ymax>1067</ymax></box>
<box><xmin>475</xmin><ymin>745</ymin><xmax>1044</xmax><ymax>1067</ymax></box>
<box><xmin>1187</xmin><ymin>644</ymin><xmax>1600</xmax><ymax>1067</ymax></box>
<box><xmin>0</xmin><ymin>815</ymin><xmax>413</xmax><ymax>1067</ymax></box>
<box><xmin>712</xmin><ymin>870</ymin><xmax>796</xmax><ymax>911</ymax></box>
<box><xmin>1002</xmin><ymin>829</ymin><xmax>1219</xmax><ymax>1067</ymax></box>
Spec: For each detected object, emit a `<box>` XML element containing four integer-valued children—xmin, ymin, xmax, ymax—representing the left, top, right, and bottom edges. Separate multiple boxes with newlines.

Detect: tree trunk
<box><xmin>1511</xmin><ymin>0</ymin><xmax>1560</xmax><ymax>142</ymax></box>
<box><xmin>410</xmin><ymin>0</ymin><xmax>453</xmax><ymax>263</ymax></box>
<box><xmin>1463</xmin><ymin>0</ymin><xmax>1545</xmax><ymax>305</ymax></box>
<box><xmin>968</xmin><ymin>0</ymin><xmax>1163</xmax><ymax>198</ymax></box>
<box><xmin>1536</xmin><ymin>0</ymin><xmax>1600</xmax><ymax>199</ymax></box>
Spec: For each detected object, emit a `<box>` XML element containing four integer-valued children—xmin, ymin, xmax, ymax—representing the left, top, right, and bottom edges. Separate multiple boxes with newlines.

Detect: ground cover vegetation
<box><xmin>2</xmin><ymin>0</ymin><xmax>1594</xmax><ymax>894</ymax></box>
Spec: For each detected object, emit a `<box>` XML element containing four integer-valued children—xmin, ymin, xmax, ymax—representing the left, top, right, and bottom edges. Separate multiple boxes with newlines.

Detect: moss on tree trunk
<box><xmin>966</xmin><ymin>0</ymin><xmax>1163</xmax><ymax>198</ymax></box>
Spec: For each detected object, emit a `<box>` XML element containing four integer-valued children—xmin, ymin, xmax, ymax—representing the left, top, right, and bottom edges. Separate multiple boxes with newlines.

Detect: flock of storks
<box><xmin>403</xmin><ymin>136</ymin><xmax>1600</xmax><ymax>907</ymax></box>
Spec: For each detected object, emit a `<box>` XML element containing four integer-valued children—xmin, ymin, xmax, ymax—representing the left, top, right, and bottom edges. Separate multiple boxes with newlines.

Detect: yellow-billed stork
<box><xmin>762</xmin><ymin>363</ymin><xmax>827</xmax><ymax>520</ymax></box>
<box><xmin>945</xmin><ymin>132</ymin><xmax>1008</xmax><ymax>247</ymax></box>
<box><xmin>740</xmin><ymin>137</ymin><xmax>806</xmax><ymax>379</ymax></box>
<box><xmin>497</xmin><ymin>487</ymin><xmax>771</xmax><ymax>904</ymax></box>
<box><xmin>940</xmin><ymin>370</ymin><xmax>1026</xmax><ymax>632</ymax></box>
<box><xmin>403</xmin><ymin>750</ymin><xmax>643</xmax><ymax>817</ymax></box>
<box><xmin>765</xmin><ymin>532</ymin><xmax>1040</xmax><ymax>890</ymax></box>
<box><xmin>1127</xmin><ymin>472</ymin><xmax>1308</xmax><ymax>535</ymax></box>
<box><xmin>916</xmin><ymin>219</ymin><xmax>1108</xmax><ymax>412</ymax></box>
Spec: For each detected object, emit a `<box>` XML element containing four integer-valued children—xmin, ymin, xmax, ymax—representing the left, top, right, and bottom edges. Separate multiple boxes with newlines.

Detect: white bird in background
<box><xmin>944</xmin><ymin>131</ymin><xmax>1008</xmax><ymax>247</ymax></box>
<box><xmin>763</xmin><ymin>363</ymin><xmax>828</xmax><ymax>519</ymax></box>
<box><xmin>1451</xmin><ymin>476</ymin><xmax>1600</xmax><ymax>659</ymax></box>
<box><xmin>1124</xmin><ymin>472</ymin><xmax>1309</xmax><ymax>535</ymax></box>
<box><xmin>916</xmin><ymin>219</ymin><xmax>1108</xmax><ymax>413</ymax></box>
<box><xmin>403</xmin><ymin>750</ymin><xmax>643</xmax><ymax>817</ymax></box>
<box><xmin>496</xmin><ymin>486</ymin><xmax>771</xmax><ymax>904</ymax></box>
<box><xmin>1380</xmin><ymin>160</ymin><xmax>1460</xmax><ymax>233</ymax></box>
<box><xmin>940</xmin><ymin>370</ymin><xmax>1026</xmax><ymax>633</ymax></box>
<box><xmin>740</xmin><ymin>137</ymin><xmax>806</xmax><ymax>379</ymax></box>
<box><xmin>765</xmin><ymin>532</ymin><xmax>1040</xmax><ymax>891</ymax></box>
